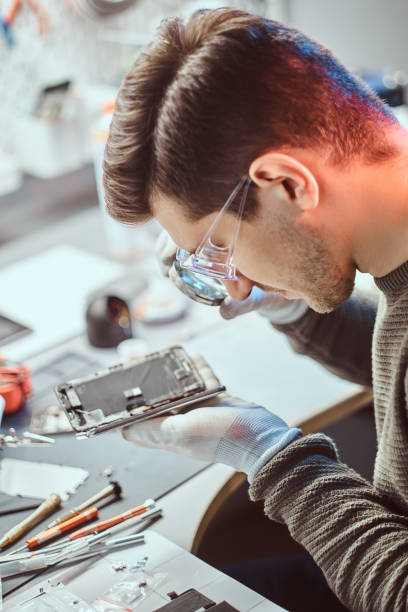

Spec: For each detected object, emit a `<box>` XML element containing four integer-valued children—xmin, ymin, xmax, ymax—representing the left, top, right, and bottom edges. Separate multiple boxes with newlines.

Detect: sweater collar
<box><xmin>375</xmin><ymin>260</ymin><xmax>408</xmax><ymax>296</ymax></box>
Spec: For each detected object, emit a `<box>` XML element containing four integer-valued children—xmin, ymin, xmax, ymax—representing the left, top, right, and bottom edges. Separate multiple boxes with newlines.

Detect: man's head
<box><xmin>103</xmin><ymin>8</ymin><xmax>398</xmax><ymax>312</ymax></box>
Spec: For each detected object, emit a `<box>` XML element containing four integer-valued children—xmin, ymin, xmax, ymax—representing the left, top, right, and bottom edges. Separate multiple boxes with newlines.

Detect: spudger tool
<box><xmin>0</xmin><ymin>533</ymin><xmax>145</xmax><ymax>578</ymax></box>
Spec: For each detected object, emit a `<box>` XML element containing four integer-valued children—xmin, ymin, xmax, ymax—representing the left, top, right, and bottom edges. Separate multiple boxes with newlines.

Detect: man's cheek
<box><xmin>236</xmin><ymin>257</ymin><xmax>278</xmax><ymax>288</ymax></box>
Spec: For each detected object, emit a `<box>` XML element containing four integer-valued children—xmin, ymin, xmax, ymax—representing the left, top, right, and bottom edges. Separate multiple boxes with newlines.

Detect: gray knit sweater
<box><xmin>249</xmin><ymin>261</ymin><xmax>408</xmax><ymax>612</ymax></box>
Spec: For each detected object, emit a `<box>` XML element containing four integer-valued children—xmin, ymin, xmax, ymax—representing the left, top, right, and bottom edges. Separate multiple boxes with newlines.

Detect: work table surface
<box><xmin>0</xmin><ymin>205</ymin><xmax>371</xmax><ymax>603</ymax></box>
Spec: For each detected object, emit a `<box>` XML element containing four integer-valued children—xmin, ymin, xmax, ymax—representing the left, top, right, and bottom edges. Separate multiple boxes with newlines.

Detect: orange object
<box><xmin>5</xmin><ymin>0</ymin><xmax>22</xmax><ymax>25</ymax></box>
<box><xmin>69</xmin><ymin>501</ymin><xmax>152</xmax><ymax>541</ymax></box>
<box><xmin>102</xmin><ymin>100</ymin><xmax>115</xmax><ymax>115</ymax></box>
<box><xmin>0</xmin><ymin>355</ymin><xmax>32</xmax><ymax>414</ymax></box>
<box><xmin>26</xmin><ymin>506</ymin><xmax>98</xmax><ymax>550</ymax></box>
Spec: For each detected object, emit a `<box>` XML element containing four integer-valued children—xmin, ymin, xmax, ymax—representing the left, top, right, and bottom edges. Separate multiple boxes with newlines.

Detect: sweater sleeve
<box><xmin>272</xmin><ymin>291</ymin><xmax>377</xmax><ymax>387</ymax></box>
<box><xmin>249</xmin><ymin>434</ymin><xmax>408</xmax><ymax>612</ymax></box>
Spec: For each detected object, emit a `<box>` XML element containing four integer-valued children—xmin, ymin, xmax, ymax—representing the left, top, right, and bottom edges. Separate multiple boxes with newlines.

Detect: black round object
<box><xmin>86</xmin><ymin>294</ymin><xmax>133</xmax><ymax>348</ymax></box>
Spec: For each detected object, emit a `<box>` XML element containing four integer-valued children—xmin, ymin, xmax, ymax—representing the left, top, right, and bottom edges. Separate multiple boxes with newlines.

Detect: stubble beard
<box><xmin>282</xmin><ymin>223</ymin><xmax>355</xmax><ymax>314</ymax></box>
<box><xmin>306</xmin><ymin>270</ymin><xmax>355</xmax><ymax>313</ymax></box>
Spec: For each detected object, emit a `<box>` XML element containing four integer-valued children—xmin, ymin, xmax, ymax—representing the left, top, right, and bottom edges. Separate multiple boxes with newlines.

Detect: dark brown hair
<box><xmin>103</xmin><ymin>8</ymin><xmax>396</xmax><ymax>224</ymax></box>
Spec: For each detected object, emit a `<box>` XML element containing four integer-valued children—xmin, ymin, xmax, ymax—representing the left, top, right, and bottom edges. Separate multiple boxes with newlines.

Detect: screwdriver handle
<box><xmin>46</xmin><ymin>481</ymin><xmax>121</xmax><ymax>529</ymax></box>
<box><xmin>26</xmin><ymin>506</ymin><xmax>99</xmax><ymax>549</ymax></box>
<box><xmin>69</xmin><ymin>501</ymin><xmax>153</xmax><ymax>541</ymax></box>
<box><xmin>46</xmin><ymin>509</ymin><xmax>81</xmax><ymax>529</ymax></box>
<box><xmin>75</xmin><ymin>482</ymin><xmax>121</xmax><ymax>513</ymax></box>
<box><xmin>0</xmin><ymin>493</ymin><xmax>61</xmax><ymax>550</ymax></box>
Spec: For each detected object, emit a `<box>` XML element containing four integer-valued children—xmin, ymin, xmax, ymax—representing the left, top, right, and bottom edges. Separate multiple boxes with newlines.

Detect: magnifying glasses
<box><xmin>169</xmin><ymin>261</ymin><xmax>228</xmax><ymax>306</ymax></box>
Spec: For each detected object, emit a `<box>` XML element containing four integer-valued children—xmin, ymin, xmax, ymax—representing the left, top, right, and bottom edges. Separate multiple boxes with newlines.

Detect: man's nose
<box><xmin>222</xmin><ymin>273</ymin><xmax>255</xmax><ymax>301</ymax></box>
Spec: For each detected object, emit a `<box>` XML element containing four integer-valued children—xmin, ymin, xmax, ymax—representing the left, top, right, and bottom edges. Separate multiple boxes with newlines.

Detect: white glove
<box><xmin>156</xmin><ymin>231</ymin><xmax>308</xmax><ymax>324</ymax></box>
<box><xmin>121</xmin><ymin>395</ymin><xmax>301</xmax><ymax>483</ymax></box>
<box><xmin>220</xmin><ymin>286</ymin><xmax>308</xmax><ymax>324</ymax></box>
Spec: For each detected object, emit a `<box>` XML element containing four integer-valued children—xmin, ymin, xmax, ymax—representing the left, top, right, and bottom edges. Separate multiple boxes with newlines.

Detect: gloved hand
<box><xmin>155</xmin><ymin>230</ymin><xmax>308</xmax><ymax>324</ymax></box>
<box><xmin>121</xmin><ymin>395</ymin><xmax>301</xmax><ymax>483</ymax></box>
<box><xmin>220</xmin><ymin>285</ymin><xmax>308</xmax><ymax>323</ymax></box>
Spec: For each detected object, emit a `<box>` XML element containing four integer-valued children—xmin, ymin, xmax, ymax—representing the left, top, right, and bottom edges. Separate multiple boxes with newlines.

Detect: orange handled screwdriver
<box><xmin>25</xmin><ymin>506</ymin><xmax>99</xmax><ymax>550</ymax></box>
<box><xmin>68</xmin><ymin>499</ymin><xmax>155</xmax><ymax>541</ymax></box>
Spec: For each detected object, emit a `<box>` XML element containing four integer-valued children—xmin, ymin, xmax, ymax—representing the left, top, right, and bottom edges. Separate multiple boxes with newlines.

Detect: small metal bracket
<box><xmin>123</xmin><ymin>386</ymin><xmax>145</xmax><ymax>410</ymax></box>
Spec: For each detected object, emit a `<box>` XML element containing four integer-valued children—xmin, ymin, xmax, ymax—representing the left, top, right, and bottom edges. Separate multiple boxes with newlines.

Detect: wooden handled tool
<box><xmin>0</xmin><ymin>493</ymin><xmax>61</xmax><ymax>550</ymax></box>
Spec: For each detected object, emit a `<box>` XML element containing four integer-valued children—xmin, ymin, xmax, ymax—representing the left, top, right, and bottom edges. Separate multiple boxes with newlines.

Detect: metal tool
<box><xmin>46</xmin><ymin>481</ymin><xmax>121</xmax><ymax>529</ymax></box>
<box><xmin>0</xmin><ymin>507</ymin><xmax>162</xmax><ymax>564</ymax></box>
<box><xmin>0</xmin><ymin>429</ymin><xmax>55</xmax><ymax>450</ymax></box>
<box><xmin>0</xmin><ymin>493</ymin><xmax>61</xmax><ymax>549</ymax></box>
<box><xmin>0</xmin><ymin>532</ymin><xmax>145</xmax><ymax>577</ymax></box>
<box><xmin>14</xmin><ymin>506</ymin><xmax>99</xmax><ymax>552</ymax></box>
<box><xmin>27</xmin><ymin>502</ymin><xmax>159</xmax><ymax>556</ymax></box>
<box><xmin>68</xmin><ymin>498</ymin><xmax>155</xmax><ymax>541</ymax></box>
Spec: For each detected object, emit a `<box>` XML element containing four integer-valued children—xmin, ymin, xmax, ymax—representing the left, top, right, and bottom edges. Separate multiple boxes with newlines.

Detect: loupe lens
<box><xmin>169</xmin><ymin>261</ymin><xmax>228</xmax><ymax>306</ymax></box>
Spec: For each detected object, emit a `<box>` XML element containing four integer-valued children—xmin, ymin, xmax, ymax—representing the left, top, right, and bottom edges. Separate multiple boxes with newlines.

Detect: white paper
<box><xmin>0</xmin><ymin>458</ymin><xmax>88</xmax><ymax>501</ymax></box>
<box><xmin>0</xmin><ymin>245</ymin><xmax>123</xmax><ymax>361</ymax></box>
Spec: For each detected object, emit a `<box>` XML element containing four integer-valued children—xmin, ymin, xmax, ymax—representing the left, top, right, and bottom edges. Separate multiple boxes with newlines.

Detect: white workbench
<box><xmin>3</xmin><ymin>530</ymin><xmax>286</xmax><ymax>611</ymax></box>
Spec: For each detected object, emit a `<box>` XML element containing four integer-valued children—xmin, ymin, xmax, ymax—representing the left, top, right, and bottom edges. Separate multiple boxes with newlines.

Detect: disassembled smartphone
<box><xmin>56</xmin><ymin>346</ymin><xmax>225</xmax><ymax>439</ymax></box>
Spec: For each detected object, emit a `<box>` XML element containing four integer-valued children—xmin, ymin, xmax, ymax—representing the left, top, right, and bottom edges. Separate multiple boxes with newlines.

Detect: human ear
<box><xmin>248</xmin><ymin>152</ymin><xmax>319</xmax><ymax>211</ymax></box>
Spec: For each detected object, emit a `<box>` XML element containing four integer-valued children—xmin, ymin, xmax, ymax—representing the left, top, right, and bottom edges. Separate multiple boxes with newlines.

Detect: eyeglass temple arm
<box><xmin>195</xmin><ymin>176</ymin><xmax>250</xmax><ymax>255</ymax></box>
<box><xmin>230</xmin><ymin>177</ymin><xmax>251</xmax><ymax>249</ymax></box>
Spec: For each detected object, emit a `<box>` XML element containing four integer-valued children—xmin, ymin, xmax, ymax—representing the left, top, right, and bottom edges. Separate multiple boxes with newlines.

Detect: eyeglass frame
<box><xmin>175</xmin><ymin>176</ymin><xmax>251</xmax><ymax>281</ymax></box>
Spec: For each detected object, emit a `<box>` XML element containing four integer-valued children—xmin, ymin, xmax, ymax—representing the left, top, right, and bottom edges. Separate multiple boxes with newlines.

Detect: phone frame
<box><xmin>55</xmin><ymin>346</ymin><xmax>225</xmax><ymax>438</ymax></box>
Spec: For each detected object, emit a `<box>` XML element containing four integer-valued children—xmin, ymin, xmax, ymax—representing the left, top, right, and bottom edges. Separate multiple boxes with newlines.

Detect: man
<box><xmin>103</xmin><ymin>8</ymin><xmax>408</xmax><ymax>611</ymax></box>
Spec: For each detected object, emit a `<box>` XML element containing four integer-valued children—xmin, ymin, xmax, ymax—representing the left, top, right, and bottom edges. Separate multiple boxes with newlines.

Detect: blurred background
<box><xmin>1</xmin><ymin>0</ymin><xmax>408</xmax><ymax>250</ymax></box>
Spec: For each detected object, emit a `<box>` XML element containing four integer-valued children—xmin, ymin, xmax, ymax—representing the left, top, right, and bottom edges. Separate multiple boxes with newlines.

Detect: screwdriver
<box><xmin>0</xmin><ymin>533</ymin><xmax>145</xmax><ymax>578</ymax></box>
<box><xmin>0</xmin><ymin>507</ymin><xmax>162</xmax><ymax>564</ymax></box>
<box><xmin>69</xmin><ymin>498</ymin><xmax>155</xmax><ymax>540</ymax></box>
<box><xmin>13</xmin><ymin>506</ymin><xmax>99</xmax><ymax>552</ymax></box>
<box><xmin>0</xmin><ymin>493</ymin><xmax>61</xmax><ymax>550</ymax></box>
<box><xmin>10</xmin><ymin>481</ymin><xmax>122</xmax><ymax>554</ymax></box>
<box><xmin>52</xmin><ymin>498</ymin><xmax>156</xmax><ymax>546</ymax></box>
<box><xmin>46</xmin><ymin>481</ymin><xmax>121</xmax><ymax>529</ymax></box>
